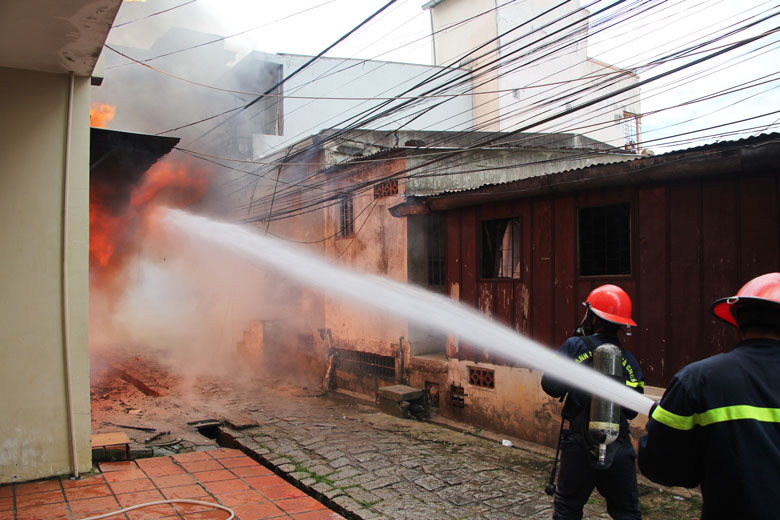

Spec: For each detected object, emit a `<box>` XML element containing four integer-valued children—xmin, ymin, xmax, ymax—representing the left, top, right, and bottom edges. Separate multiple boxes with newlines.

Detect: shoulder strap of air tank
<box><xmin>580</xmin><ymin>335</ymin><xmax>597</xmax><ymax>352</ymax></box>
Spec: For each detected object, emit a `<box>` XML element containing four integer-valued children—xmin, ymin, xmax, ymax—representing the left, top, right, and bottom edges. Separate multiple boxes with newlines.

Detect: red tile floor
<box><xmin>0</xmin><ymin>448</ymin><xmax>344</xmax><ymax>520</ymax></box>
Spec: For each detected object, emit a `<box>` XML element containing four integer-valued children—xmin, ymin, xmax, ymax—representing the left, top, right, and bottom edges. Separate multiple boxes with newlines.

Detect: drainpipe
<box><xmin>61</xmin><ymin>71</ymin><xmax>79</xmax><ymax>479</ymax></box>
<box><xmin>399</xmin><ymin>336</ymin><xmax>405</xmax><ymax>385</ymax></box>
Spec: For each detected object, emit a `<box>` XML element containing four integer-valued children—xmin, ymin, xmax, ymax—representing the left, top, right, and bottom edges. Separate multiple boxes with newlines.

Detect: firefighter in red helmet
<box><xmin>542</xmin><ymin>284</ymin><xmax>645</xmax><ymax>519</ymax></box>
<box><xmin>638</xmin><ymin>273</ymin><xmax>780</xmax><ymax>520</ymax></box>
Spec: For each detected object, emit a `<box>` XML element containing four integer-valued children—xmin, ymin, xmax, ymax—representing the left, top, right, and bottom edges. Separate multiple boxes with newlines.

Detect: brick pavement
<box><xmin>87</xmin><ymin>357</ymin><xmax>702</xmax><ymax>520</ymax></box>
<box><xmin>209</xmin><ymin>388</ymin><xmax>701</xmax><ymax>520</ymax></box>
<box><xmin>0</xmin><ymin>448</ymin><xmax>343</xmax><ymax>520</ymax></box>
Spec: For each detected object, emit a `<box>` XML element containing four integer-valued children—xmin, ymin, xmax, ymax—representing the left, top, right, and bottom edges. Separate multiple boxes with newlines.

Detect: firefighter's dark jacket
<box><xmin>638</xmin><ymin>338</ymin><xmax>780</xmax><ymax>520</ymax></box>
<box><xmin>541</xmin><ymin>332</ymin><xmax>645</xmax><ymax>436</ymax></box>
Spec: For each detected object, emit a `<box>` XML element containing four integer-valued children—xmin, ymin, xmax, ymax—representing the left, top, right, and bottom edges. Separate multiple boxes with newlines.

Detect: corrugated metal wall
<box><xmin>446</xmin><ymin>171</ymin><xmax>780</xmax><ymax>387</ymax></box>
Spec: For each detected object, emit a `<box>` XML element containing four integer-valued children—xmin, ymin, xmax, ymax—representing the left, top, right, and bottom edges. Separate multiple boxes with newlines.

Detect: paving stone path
<box><xmin>91</xmin><ymin>354</ymin><xmax>702</xmax><ymax>520</ymax></box>
<box><xmin>204</xmin><ymin>384</ymin><xmax>701</xmax><ymax>520</ymax></box>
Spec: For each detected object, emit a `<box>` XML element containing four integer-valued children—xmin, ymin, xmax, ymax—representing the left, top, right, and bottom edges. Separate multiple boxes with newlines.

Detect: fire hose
<box><xmin>76</xmin><ymin>499</ymin><xmax>235</xmax><ymax>520</ymax></box>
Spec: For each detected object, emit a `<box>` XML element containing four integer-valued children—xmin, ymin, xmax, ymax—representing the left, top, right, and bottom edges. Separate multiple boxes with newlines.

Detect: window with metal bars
<box><xmin>335</xmin><ymin>349</ymin><xmax>395</xmax><ymax>379</ymax></box>
<box><xmin>480</xmin><ymin>218</ymin><xmax>522</xmax><ymax>279</ymax></box>
<box><xmin>578</xmin><ymin>203</ymin><xmax>631</xmax><ymax>276</ymax></box>
<box><xmin>450</xmin><ymin>384</ymin><xmax>465</xmax><ymax>407</ymax></box>
<box><xmin>339</xmin><ymin>195</ymin><xmax>354</xmax><ymax>237</ymax></box>
<box><xmin>468</xmin><ymin>367</ymin><xmax>495</xmax><ymax>389</ymax></box>
<box><xmin>622</xmin><ymin>111</ymin><xmax>640</xmax><ymax>152</ymax></box>
<box><xmin>428</xmin><ymin>214</ymin><xmax>446</xmax><ymax>286</ymax></box>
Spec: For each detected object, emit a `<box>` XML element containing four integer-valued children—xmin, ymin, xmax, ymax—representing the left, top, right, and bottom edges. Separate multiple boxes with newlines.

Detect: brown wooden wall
<box><xmin>445</xmin><ymin>171</ymin><xmax>780</xmax><ymax>387</ymax></box>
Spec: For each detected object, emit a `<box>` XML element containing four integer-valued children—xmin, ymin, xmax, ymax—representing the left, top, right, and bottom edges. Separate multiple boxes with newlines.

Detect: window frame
<box><xmin>576</xmin><ymin>202</ymin><xmax>633</xmax><ymax>278</ymax></box>
<box><xmin>338</xmin><ymin>194</ymin><xmax>354</xmax><ymax>238</ymax></box>
<box><xmin>479</xmin><ymin>216</ymin><xmax>523</xmax><ymax>281</ymax></box>
<box><xmin>622</xmin><ymin>111</ymin><xmax>641</xmax><ymax>152</ymax></box>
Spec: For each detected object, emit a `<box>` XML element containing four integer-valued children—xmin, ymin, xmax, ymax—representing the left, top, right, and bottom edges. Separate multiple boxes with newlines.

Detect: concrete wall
<box><xmin>323</xmin><ymin>159</ymin><xmax>411</xmax><ymax>361</ymax></box>
<box><xmin>429</xmin><ymin>0</ymin><xmax>642</xmax><ymax>147</ymax></box>
<box><xmin>430</xmin><ymin>0</ymin><xmax>500</xmax><ymax>131</ymax></box>
<box><xmin>406</xmin><ymin>356</ymin><xmax>655</xmax><ymax>450</ymax></box>
<box><xmin>0</xmin><ymin>67</ymin><xmax>92</xmax><ymax>482</ymax></box>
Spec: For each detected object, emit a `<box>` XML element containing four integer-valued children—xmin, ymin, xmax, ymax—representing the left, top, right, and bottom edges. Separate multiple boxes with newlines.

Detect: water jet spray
<box><xmin>162</xmin><ymin>209</ymin><xmax>655</xmax><ymax>416</ymax></box>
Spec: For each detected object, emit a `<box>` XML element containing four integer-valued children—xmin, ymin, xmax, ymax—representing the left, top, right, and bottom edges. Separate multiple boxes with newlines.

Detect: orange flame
<box><xmin>90</xmin><ymin>103</ymin><xmax>116</xmax><ymax>128</ymax></box>
<box><xmin>89</xmin><ymin>158</ymin><xmax>210</xmax><ymax>277</ymax></box>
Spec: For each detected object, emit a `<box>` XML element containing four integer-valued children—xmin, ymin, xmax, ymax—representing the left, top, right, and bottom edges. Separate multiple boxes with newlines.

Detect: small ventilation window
<box><xmin>468</xmin><ymin>367</ymin><xmax>495</xmax><ymax>389</ymax></box>
<box><xmin>339</xmin><ymin>195</ymin><xmax>354</xmax><ymax>237</ymax></box>
<box><xmin>335</xmin><ymin>349</ymin><xmax>395</xmax><ymax>379</ymax></box>
<box><xmin>450</xmin><ymin>384</ymin><xmax>465</xmax><ymax>407</ymax></box>
<box><xmin>373</xmin><ymin>179</ymin><xmax>398</xmax><ymax>198</ymax></box>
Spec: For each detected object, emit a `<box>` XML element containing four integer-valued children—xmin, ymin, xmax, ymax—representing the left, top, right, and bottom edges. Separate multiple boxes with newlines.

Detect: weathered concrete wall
<box><xmin>323</xmin><ymin>159</ymin><xmax>411</xmax><ymax>361</ymax></box>
<box><xmin>0</xmin><ymin>67</ymin><xmax>92</xmax><ymax>482</ymax></box>
<box><xmin>428</xmin><ymin>0</ymin><xmax>642</xmax><ymax>148</ymax></box>
<box><xmin>407</xmin><ymin>356</ymin><xmax>655</xmax><ymax>450</ymax></box>
<box><xmin>429</xmin><ymin>0</ymin><xmax>499</xmax><ymax>130</ymax></box>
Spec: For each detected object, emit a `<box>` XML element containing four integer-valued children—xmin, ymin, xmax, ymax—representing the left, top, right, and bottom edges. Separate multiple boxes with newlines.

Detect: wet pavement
<box><xmin>87</xmin><ymin>350</ymin><xmax>703</xmax><ymax>520</ymax></box>
<box><xmin>0</xmin><ymin>450</ymin><xmax>343</xmax><ymax>520</ymax></box>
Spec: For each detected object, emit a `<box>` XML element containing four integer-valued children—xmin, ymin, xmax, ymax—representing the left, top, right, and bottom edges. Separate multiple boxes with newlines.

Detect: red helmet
<box><xmin>585</xmin><ymin>284</ymin><xmax>636</xmax><ymax>327</ymax></box>
<box><xmin>711</xmin><ymin>272</ymin><xmax>780</xmax><ymax>327</ymax></box>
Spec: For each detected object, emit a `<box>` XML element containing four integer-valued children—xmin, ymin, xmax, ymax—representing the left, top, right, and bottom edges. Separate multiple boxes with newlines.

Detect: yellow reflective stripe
<box><xmin>652</xmin><ymin>405</ymin><xmax>695</xmax><ymax>430</ymax></box>
<box><xmin>652</xmin><ymin>404</ymin><xmax>780</xmax><ymax>430</ymax></box>
<box><xmin>697</xmin><ymin>405</ymin><xmax>780</xmax><ymax>427</ymax></box>
<box><xmin>625</xmin><ymin>380</ymin><xmax>645</xmax><ymax>388</ymax></box>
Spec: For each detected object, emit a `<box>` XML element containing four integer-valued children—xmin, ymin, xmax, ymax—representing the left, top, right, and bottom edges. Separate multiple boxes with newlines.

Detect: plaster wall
<box><xmin>407</xmin><ymin>357</ymin><xmax>652</xmax><ymax>450</ymax></box>
<box><xmin>429</xmin><ymin>0</ymin><xmax>641</xmax><ymax>146</ymax></box>
<box><xmin>0</xmin><ymin>67</ymin><xmax>92</xmax><ymax>482</ymax></box>
<box><xmin>429</xmin><ymin>0</ymin><xmax>500</xmax><ymax>130</ymax></box>
<box><xmin>323</xmin><ymin>160</ymin><xmax>410</xmax><ymax>359</ymax></box>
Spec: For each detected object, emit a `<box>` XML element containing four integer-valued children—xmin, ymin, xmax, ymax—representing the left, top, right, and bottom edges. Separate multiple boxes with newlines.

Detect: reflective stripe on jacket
<box><xmin>638</xmin><ymin>338</ymin><xmax>780</xmax><ymax>520</ymax></box>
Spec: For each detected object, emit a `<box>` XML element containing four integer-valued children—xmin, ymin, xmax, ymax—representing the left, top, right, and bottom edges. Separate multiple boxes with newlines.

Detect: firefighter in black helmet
<box><xmin>638</xmin><ymin>272</ymin><xmax>780</xmax><ymax>520</ymax></box>
<box><xmin>542</xmin><ymin>285</ymin><xmax>645</xmax><ymax>520</ymax></box>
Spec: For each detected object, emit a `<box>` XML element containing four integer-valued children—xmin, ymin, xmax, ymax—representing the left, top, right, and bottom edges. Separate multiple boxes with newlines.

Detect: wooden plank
<box><xmin>668</xmin><ymin>181</ymin><xmax>702</xmax><ymax>376</ymax></box>
<box><xmin>494</xmin><ymin>200</ymin><xmax>514</xmax><ymax>218</ymax></box>
<box><xmin>701</xmin><ymin>177</ymin><xmax>739</xmax><ymax>359</ymax></box>
<box><xmin>740</xmin><ymin>173</ymin><xmax>780</xmax><ymax>280</ymax></box>
<box><xmin>637</xmin><ymin>185</ymin><xmax>668</xmax><ymax>386</ymax></box>
<box><xmin>553</xmin><ymin>197</ymin><xmax>576</xmax><ymax>347</ymax></box>
<box><xmin>478</xmin><ymin>201</ymin><xmax>496</xmax><ymax>220</ymax></box>
<box><xmin>494</xmin><ymin>281</ymin><xmax>514</xmax><ymax>327</ymax></box>
<box><xmin>92</xmin><ymin>432</ymin><xmax>131</xmax><ymax>448</ymax></box>
<box><xmin>531</xmin><ymin>198</ymin><xmax>555</xmax><ymax>348</ymax></box>
<box><xmin>446</xmin><ymin>210</ymin><xmax>461</xmax><ymax>297</ymax></box>
<box><xmin>446</xmin><ymin>210</ymin><xmax>461</xmax><ymax>360</ymax></box>
<box><xmin>460</xmin><ymin>207</ymin><xmax>478</xmax><ymax>307</ymax></box>
<box><xmin>460</xmin><ymin>207</ymin><xmax>478</xmax><ymax>361</ymax></box>
<box><xmin>493</xmin><ymin>281</ymin><xmax>516</xmax><ymax>366</ymax></box>
<box><xmin>477</xmin><ymin>281</ymin><xmax>496</xmax><ymax>364</ymax></box>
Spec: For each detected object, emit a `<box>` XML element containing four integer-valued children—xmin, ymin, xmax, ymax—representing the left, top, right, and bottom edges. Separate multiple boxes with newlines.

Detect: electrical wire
<box><xmin>111</xmin><ymin>0</ymin><xmax>198</xmax><ymax>29</ymax></box>
<box><xmin>107</xmin><ymin>0</ymin><xmax>338</xmax><ymax>66</ymax></box>
<box><xmin>100</xmin><ymin>0</ymin><xmax>780</xmax><ymax>227</ymax></box>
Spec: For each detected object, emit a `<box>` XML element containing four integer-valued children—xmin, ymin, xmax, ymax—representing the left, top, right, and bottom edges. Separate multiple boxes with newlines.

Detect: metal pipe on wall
<box><xmin>61</xmin><ymin>71</ymin><xmax>79</xmax><ymax>479</ymax></box>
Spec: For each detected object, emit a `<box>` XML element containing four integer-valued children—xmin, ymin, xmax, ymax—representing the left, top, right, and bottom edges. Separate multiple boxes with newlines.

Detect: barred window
<box><xmin>623</xmin><ymin>111</ymin><xmax>640</xmax><ymax>152</ymax></box>
<box><xmin>481</xmin><ymin>218</ymin><xmax>522</xmax><ymax>279</ymax></box>
<box><xmin>578</xmin><ymin>203</ymin><xmax>631</xmax><ymax>276</ymax></box>
<box><xmin>339</xmin><ymin>195</ymin><xmax>354</xmax><ymax>237</ymax></box>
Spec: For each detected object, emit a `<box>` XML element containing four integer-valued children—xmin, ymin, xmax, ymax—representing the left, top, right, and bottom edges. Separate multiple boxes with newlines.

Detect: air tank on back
<box><xmin>589</xmin><ymin>343</ymin><xmax>623</xmax><ymax>466</ymax></box>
